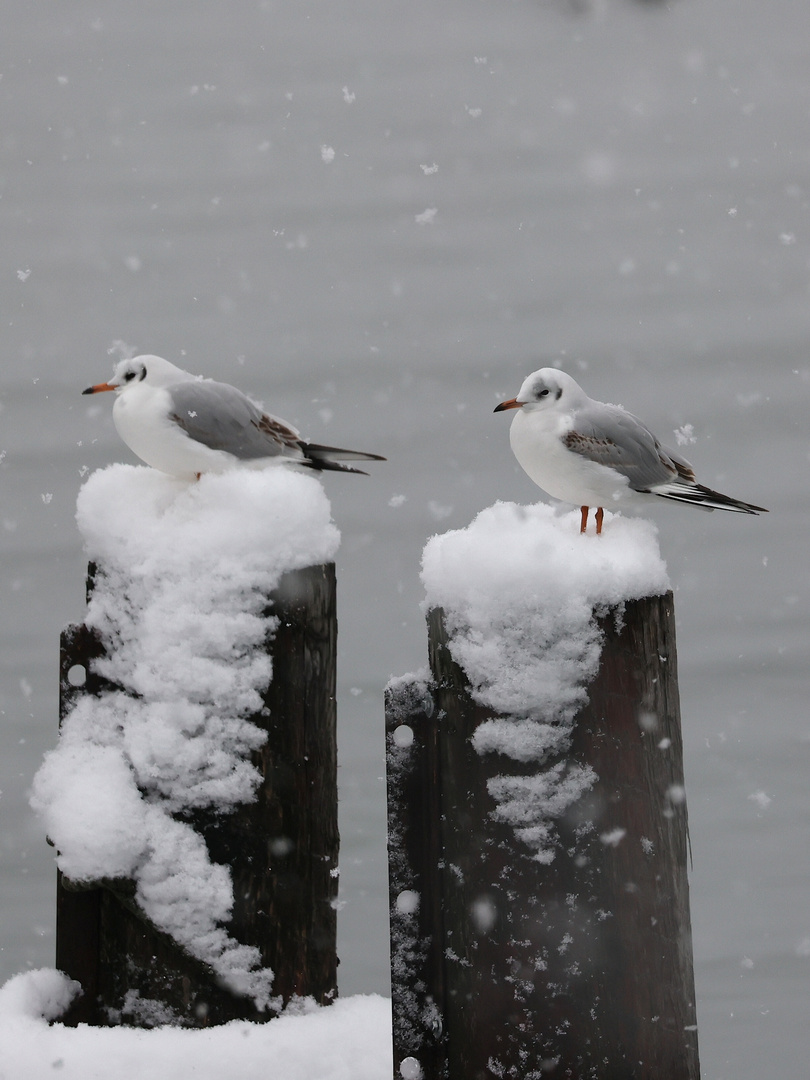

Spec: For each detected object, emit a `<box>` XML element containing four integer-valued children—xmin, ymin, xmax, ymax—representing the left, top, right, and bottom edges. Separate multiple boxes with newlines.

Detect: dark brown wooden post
<box><xmin>386</xmin><ymin>591</ymin><xmax>700</xmax><ymax>1080</ymax></box>
<box><xmin>385</xmin><ymin>676</ymin><xmax>446</xmax><ymax>1077</ymax></box>
<box><xmin>55</xmin><ymin>563</ymin><xmax>338</xmax><ymax>1027</ymax></box>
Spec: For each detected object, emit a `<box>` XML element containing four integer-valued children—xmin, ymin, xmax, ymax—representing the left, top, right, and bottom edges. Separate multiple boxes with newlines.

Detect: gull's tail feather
<box><xmin>652</xmin><ymin>482</ymin><xmax>768</xmax><ymax>515</ymax></box>
<box><xmin>300</xmin><ymin>441</ymin><xmax>386</xmax><ymax>475</ymax></box>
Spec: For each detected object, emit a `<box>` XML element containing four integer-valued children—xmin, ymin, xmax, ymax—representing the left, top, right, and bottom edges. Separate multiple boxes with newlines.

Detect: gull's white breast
<box><xmin>112</xmin><ymin>383</ymin><xmax>233</xmax><ymax>479</ymax></box>
<box><xmin>509</xmin><ymin>407</ymin><xmax>632</xmax><ymax>508</ymax></box>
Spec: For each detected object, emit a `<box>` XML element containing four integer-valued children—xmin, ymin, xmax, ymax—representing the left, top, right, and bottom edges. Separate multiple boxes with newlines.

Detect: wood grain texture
<box><xmin>55</xmin><ymin>563</ymin><xmax>338</xmax><ymax>1027</ymax></box>
<box><xmin>387</xmin><ymin>592</ymin><xmax>699</xmax><ymax>1080</ymax></box>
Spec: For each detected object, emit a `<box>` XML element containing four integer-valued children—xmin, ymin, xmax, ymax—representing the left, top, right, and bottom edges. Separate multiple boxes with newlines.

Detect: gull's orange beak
<box><xmin>82</xmin><ymin>382</ymin><xmax>116</xmax><ymax>395</ymax></box>
<box><xmin>493</xmin><ymin>397</ymin><xmax>523</xmax><ymax>413</ymax></box>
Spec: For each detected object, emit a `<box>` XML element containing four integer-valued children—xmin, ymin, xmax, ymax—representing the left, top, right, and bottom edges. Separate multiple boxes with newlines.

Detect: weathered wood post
<box><xmin>387</xmin><ymin>590</ymin><xmax>699</xmax><ymax>1079</ymax></box>
<box><xmin>55</xmin><ymin>562</ymin><xmax>338</xmax><ymax>1027</ymax></box>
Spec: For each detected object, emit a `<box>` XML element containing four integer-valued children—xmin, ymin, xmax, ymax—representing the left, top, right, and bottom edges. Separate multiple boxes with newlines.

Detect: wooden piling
<box><xmin>55</xmin><ymin>563</ymin><xmax>338</xmax><ymax>1027</ymax></box>
<box><xmin>386</xmin><ymin>591</ymin><xmax>699</xmax><ymax>1080</ymax></box>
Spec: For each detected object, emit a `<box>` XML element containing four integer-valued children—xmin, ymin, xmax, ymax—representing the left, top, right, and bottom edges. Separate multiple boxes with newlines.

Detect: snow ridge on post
<box><xmin>32</xmin><ymin>464</ymin><xmax>341</xmax><ymax>1026</ymax></box>
<box><xmin>387</xmin><ymin>502</ymin><xmax>700</xmax><ymax>1079</ymax></box>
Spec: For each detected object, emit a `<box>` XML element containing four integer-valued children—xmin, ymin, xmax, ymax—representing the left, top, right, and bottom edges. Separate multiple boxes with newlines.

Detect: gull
<box><xmin>83</xmin><ymin>354</ymin><xmax>385</xmax><ymax>480</ymax></box>
<box><xmin>494</xmin><ymin>368</ymin><xmax>767</xmax><ymax>535</ymax></box>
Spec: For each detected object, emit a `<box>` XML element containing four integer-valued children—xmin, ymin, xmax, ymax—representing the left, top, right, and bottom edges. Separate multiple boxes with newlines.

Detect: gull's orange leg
<box><xmin>595</xmin><ymin>507</ymin><xmax>604</xmax><ymax>535</ymax></box>
<box><xmin>580</xmin><ymin>506</ymin><xmax>589</xmax><ymax>534</ymax></box>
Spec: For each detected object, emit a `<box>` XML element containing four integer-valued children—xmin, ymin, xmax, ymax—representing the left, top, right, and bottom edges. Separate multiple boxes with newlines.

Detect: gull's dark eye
<box><xmin>537</xmin><ymin>388</ymin><xmax>550</xmax><ymax>398</ymax></box>
<box><xmin>123</xmin><ymin>371</ymin><xmax>136</xmax><ymax>382</ymax></box>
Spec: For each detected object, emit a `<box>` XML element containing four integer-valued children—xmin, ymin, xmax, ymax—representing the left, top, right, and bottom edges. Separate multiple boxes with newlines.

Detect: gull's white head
<box><xmin>494</xmin><ymin>367</ymin><xmax>586</xmax><ymax>415</ymax></box>
<box><xmin>82</xmin><ymin>355</ymin><xmax>193</xmax><ymax>396</ymax></box>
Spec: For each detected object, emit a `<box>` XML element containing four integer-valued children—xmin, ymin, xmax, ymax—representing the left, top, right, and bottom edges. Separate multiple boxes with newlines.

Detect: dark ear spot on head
<box><xmin>555</xmin><ymin>387</ymin><xmax>563</xmax><ymax>400</ymax></box>
<box><xmin>139</xmin><ymin>366</ymin><xmax>147</xmax><ymax>381</ymax></box>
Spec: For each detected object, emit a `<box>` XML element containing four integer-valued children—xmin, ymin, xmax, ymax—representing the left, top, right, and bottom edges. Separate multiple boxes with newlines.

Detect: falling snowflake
<box><xmin>415</xmin><ymin>207</ymin><xmax>438</xmax><ymax>225</ymax></box>
<box><xmin>673</xmin><ymin>424</ymin><xmax>696</xmax><ymax>446</ymax></box>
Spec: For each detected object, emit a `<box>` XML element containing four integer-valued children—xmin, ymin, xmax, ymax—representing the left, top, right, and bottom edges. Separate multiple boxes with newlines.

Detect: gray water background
<box><xmin>2</xmin><ymin>1</ymin><xmax>809</xmax><ymax>1076</ymax></box>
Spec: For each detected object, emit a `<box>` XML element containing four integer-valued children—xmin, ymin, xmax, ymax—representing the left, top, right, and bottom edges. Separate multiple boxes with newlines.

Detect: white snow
<box><xmin>673</xmin><ymin>423</ymin><xmax>696</xmax><ymax>446</ymax></box>
<box><xmin>30</xmin><ymin>464</ymin><xmax>340</xmax><ymax>1008</ymax></box>
<box><xmin>420</xmin><ymin>501</ymin><xmax>669</xmax><ymax>860</ymax></box>
<box><xmin>600</xmin><ymin>827</ymin><xmax>628</xmax><ymax>848</ymax></box>
<box><xmin>748</xmin><ymin>790</ymin><xmax>772</xmax><ymax>810</ymax></box>
<box><xmin>399</xmin><ymin>1058</ymin><xmax>423</xmax><ymax>1080</ymax></box>
<box><xmin>0</xmin><ymin>969</ymin><xmax>80</xmax><ymax>1023</ymax></box>
<box><xmin>0</xmin><ymin>971</ymin><xmax>391</xmax><ymax>1080</ymax></box>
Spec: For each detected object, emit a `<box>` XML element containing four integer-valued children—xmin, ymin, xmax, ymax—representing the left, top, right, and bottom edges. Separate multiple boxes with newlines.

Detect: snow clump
<box><xmin>31</xmin><ymin>464</ymin><xmax>340</xmax><ymax>1008</ymax></box>
<box><xmin>421</xmin><ymin>501</ymin><xmax>669</xmax><ymax>861</ymax></box>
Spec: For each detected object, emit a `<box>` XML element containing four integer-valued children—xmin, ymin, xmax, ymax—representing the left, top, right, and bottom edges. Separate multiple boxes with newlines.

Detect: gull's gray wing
<box><xmin>563</xmin><ymin>402</ymin><xmax>695</xmax><ymax>492</ymax></box>
<box><xmin>168</xmin><ymin>380</ymin><xmax>303</xmax><ymax>461</ymax></box>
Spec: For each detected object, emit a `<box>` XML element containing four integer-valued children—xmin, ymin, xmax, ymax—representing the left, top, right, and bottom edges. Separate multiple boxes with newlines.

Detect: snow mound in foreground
<box><xmin>0</xmin><ymin>971</ymin><xmax>391</xmax><ymax>1080</ymax></box>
